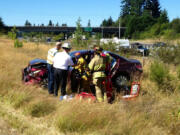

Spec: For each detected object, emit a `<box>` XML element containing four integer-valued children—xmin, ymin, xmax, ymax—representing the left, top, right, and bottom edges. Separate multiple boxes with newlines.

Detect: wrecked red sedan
<box><xmin>22</xmin><ymin>58</ymin><xmax>48</xmax><ymax>88</ymax></box>
<box><xmin>22</xmin><ymin>50</ymin><xmax>143</xmax><ymax>94</ymax></box>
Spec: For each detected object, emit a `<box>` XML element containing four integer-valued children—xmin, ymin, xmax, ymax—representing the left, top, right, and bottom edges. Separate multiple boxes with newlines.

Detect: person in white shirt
<box><xmin>53</xmin><ymin>43</ymin><xmax>74</xmax><ymax>98</ymax></box>
<box><xmin>47</xmin><ymin>42</ymin><xmax>61</xmax><ymax>94</ymax></box>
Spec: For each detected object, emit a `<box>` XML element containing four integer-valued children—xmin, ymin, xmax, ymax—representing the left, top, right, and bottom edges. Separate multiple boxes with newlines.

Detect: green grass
<box><xmin>24</xmin><ymin>101</ymin><xmax>56</xmax><ymax>117</ymax></box>
<box><xmin>0</xmin><ymin>37</ymin><xmax>180</xmax><ymax>135</ymax></box>
<box><xmin>0</xmin><ymin>104</ymin><xmax>40</xmax><ymax>135</ymax></box>
<box><xmin>56</xmin><ymin>101</ymin><xmax>116</xmax><ymax>133</ymax></box>
<box><xmin>7</xmin><ymin>91</ymin><xmax>32</xmax><ymax>109</ymax></box>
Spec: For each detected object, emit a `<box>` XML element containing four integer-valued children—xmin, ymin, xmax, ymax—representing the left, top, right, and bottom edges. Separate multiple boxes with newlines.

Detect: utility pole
<box><xmin>101</xmin><ymin>26</ymin><xmax>103</xmax><ymax>38</ymax></box>
<box><xmin>119</xmin><ymin>17</ymin><xmax>121</xmax><ymax>39</ymax></box>
<box><xmin>119</xmin><ymin>0</ymin><xmax>121</xmax><ymax>39</ymax></box>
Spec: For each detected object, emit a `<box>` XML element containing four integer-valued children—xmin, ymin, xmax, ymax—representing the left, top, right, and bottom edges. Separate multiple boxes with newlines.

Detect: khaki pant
<box><xmin>93</xmin><ymin>77</ymin><xmax>107</xmax><ymax>102</ymax></box>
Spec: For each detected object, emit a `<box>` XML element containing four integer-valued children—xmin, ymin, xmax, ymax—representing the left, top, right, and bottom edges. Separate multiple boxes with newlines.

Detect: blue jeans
<box><xmin>47</xmin><ymin>64</ymin><xmax>54</xmax><ymax>94</ymax></box>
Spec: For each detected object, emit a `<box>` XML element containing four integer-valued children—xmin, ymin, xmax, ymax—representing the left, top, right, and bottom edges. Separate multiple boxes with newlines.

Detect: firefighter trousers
<box><xmin>93</xmin><ymin>77</ymin><xmax>107</xmax><ymax>102</ymax></box>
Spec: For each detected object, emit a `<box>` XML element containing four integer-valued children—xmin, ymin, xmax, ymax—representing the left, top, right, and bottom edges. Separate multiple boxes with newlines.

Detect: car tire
<box><xmin>115</xmin><ymin>75</ymin><xmax>130</xmax><ymax>93</ymax></box>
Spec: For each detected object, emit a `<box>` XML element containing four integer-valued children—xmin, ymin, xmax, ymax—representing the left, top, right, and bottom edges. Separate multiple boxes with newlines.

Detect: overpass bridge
<box><xmin>6</xmin><ymin>26</ymin><xmax>126</xmax><ymax>37</ymax></box>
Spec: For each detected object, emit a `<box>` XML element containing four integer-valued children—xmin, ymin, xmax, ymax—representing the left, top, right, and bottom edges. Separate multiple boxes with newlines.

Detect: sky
<box><xmin>0</xmin><ymin>0</ymin><xmax>179</xmax><ymax>27</ymax></box>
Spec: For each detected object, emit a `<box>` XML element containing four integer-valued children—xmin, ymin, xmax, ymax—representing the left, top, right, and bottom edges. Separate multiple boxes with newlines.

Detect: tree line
<box><xmin>24</xmin><ymin>20</ymin><xmax>67</xmax><ymax>27</ymax></box>
<box><xmin>25</xmin><ymin>19</ymin><xmax>92</xmax><ymax>27</ymax></box>
<box><xmin>120</xmin><ymin>0</ymin><xmax>167</xmax><ymax>38</ymax></box>
<box><xmin>0</xmin><ymin>17</ymin><xmax>5</xmax><ymax>33</ymax></box>
<box><xmin>101</xmin><ymin>0</ymin><xmax>180</xmax><ymax>39</ymax></box>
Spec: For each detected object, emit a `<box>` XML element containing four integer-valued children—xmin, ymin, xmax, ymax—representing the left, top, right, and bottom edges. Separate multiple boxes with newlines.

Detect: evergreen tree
<box><xmin>25</xmin><ymin>20</ymin><xmax>31</xmax><ymax>26</ymax></box>
<box><xmin>101</xmin><ymin>19</ymin><xmax>108</xmax><ymax>27</ymax></box>
<box><xmin>151</xmin><ymin>0</ymin><xmax>161</xmax><ymax>18</ymax></box>
<box><xmin>0</xmin><ymin>17</ymin><xmax>5</xmax><ymax>32</ymax></box>
<box><xmin>144</xmin><ymin>0</ymin><xmax>153</xmax><ymax>15</ymax></box>
<box><xmin>130</xmin><ymin>0</ymin><xmax>145</xmax><ymax>16</ymax></box>
<box><xmin>170</xmin><ymin>18</ymin><xmax>180</xmax><ymax>33</ymax></box>
<box><xmin>56</xmin><ymin>22</ymin><xmax>59</xmax><ymax>27</ymax></box>
<box><xmin>74</xmin><ymin>17</ymin><xmax>83</xmax><ymax>42</ymax></box>
<box><xmin>158</xmin><ymin>9</ymin><xmax>169</xmax><ymax>23</ymax></box>
<box><xmin>121</xmin><ymin>0</ymin><xmax>131</xmax><ymax>17</ymax></box>
<box><xmin>62</xmin><ymin>23</ymin><xmax>67</xmax><ymax>27</ymax></box>
<box><xmin>100</xmin><ymin>17</ymin><xmax>115</xmax><ymax>27</ymax></box>
<box><xmin>25</xmin><ymin>20</ymin><xmax>28</xmax><ymax>26</ymax></box>
<box><xmin>107</xmin><ymin>16</ymin><xmax>114</xmax><ymax>27</ymax></box>
<box><xmin>121</xmin><ymin>0</ymin><xmax>145</xmax><ymax>16</ymax></box>
<box><xmin>144</xmin><ymin>0</ymin><xmax>152</xmax><ymax>10</ymax></box>
<box><xmin>88</xmin><ymin>19</ymin><xmax>91</xmax><ymax>27</ymax></box>
<box><xmin>48</xmin><ymin>20</ymin><xmax>53</xmax><ymax>26</ymax></box>
<box><xmin>144</xmin><ymin>0</ymin><xmax>161</xmax><ymax>18</ymax></box>
<box><xmin>0</xmin><ymin>17</ymin><xmax>5</xmax><ymax>28</ymax></box>
<box><xmin>108</xmin><ymin>0</ymin><xmax>163</xmax><ymax>38</ymax></box>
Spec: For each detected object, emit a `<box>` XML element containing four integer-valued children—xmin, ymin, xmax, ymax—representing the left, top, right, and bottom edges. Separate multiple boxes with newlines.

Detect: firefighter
<box><xmin>88</xmin><ymin>46</ymin><xmax>107</xmax><ymax>102</ymax></box>
<box><xmin>74</xmin><ymin>52</ymin><xmax>87</xmax><ymax>74</ymax></box>
<box><xmin>102</xmin><ymin>51</ymin><xmax>113</xmax><ymax>102</ymax></box>
<box><xmin>73</xmin><ymin>52</ymin><xmax>91</xmax><ymax>93</ymax></box>
<box><xmin>47</xmin><ymin>42</ymin><xmax>61</xmax><ymax>94</ymax></box>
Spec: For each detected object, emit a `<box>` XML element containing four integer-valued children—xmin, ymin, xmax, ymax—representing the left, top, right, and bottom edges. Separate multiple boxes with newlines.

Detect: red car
<box><xmin>70</xmin><ymin>50</ymin><xmax>143</xmax><ymax>92</ymax></box>
<box><xmin>22</xmin><ymin>50</ymin><xmax>143</xmax><ymax>93</ymax></box>
<box><xmin>22</xmin><ymin>59</ymin><xmax>48</xmax><ymax>88</ymax></box>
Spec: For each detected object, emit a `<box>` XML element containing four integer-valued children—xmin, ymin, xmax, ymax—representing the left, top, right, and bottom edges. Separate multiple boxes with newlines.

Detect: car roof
<box><xmin>70</xmin><ymin>50</ymin><xmax>128</xmax><ymax>61</ymax></box>
<box><xmin>29</xmin><ymin>58</ymin><xmax>47</xmax><ymax>65</ymax></box>
<box><xmin>70</xmin><ymin>50</ymin><xmax>93</xmax><ymax>57</ymax></box>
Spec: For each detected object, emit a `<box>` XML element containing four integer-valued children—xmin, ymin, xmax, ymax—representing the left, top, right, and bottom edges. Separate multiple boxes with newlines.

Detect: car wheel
<box><xmin>115</xmin><ymin>75</ymin><xmax>130</xmax><ymax>93</ymax></box>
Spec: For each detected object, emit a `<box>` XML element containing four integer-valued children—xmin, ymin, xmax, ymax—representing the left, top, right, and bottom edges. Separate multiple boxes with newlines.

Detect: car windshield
<box><xmin>70</xmin><ymin>50</ymin><xmax>94</xmax><ymax>64</ymax></box>
<box><xmin>70</xmin><ymin>50</ymin><xmax>129</xmax><ymax>66</ymax></box>
<box><xmin>108</xmin><ymin>51</ymin><xmax>128</xmax><ymax>62</ymax></box>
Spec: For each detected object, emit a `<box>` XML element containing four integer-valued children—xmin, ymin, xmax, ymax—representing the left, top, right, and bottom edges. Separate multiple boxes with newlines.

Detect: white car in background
<box><xmin>100</xmin><ymin>37</ymin><xmax>130</xmax><ymax>50</ymax></box>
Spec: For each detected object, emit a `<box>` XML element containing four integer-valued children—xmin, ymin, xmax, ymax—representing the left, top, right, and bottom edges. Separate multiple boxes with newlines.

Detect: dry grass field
<box><xmin>0</xmin><ymin>37</ymin><xmax>179</xmax><ymax>135</ymax></box>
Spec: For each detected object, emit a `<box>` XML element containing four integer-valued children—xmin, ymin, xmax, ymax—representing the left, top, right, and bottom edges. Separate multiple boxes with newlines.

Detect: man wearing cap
<box><xmin>47</xmin><ymin>42</ymin><xmax>62</xmax><ymax>94</ymax></box>
<box><xmin>53</xmin><ymin>42</ymin><xmax>74</xmax><ymax>98</ymax></box>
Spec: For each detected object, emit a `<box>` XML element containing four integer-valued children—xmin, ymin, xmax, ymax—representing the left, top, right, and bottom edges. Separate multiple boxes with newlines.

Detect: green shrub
<box><xmin>163</xmin><ymin>29</ymin><xmax>178</xmax><ymax>39</ymax></box>
<box><xmin>24</xmin><ymin>101</ymin><xmax>55</xmax><ymax>117</ymax></box>
<box><xmin>14</xmin><ymin>39</ymin><xmax>23</xmax><ymax>48</ymax></box>
<box><xmin>8</xmin><ymin>31</ymin><xmax>16</xmax><ymax>40</ymax></box>
<box><xmin>170</xmin><ymin>18</ymin><xmax>180</xmax><ymax>33</ymax></box>
<box><xmin>8</xmin><ymin>26</ymin><xmax>18</xmax><ymax>40</ymax></box>
<box><xmin>150</xmin><ymin>61</ymin><xmax>175</xmax><ymax>92</ymax></box>
<box><xmin>150</xmin><ymin>61</ymin><xmax>169</xmax><ymax>86</ymax></box>
<box><xmin>101</xmin><ymin>42</ymin><xmax>117</xmax><ymax>52</ymax></box>
<box><xmin>139</xmin><ymin>23</ymin><xmax>169</xmax><ymax>39</ymax></box>
<box><xmin>155</xmin><ymin>45</ymin><xmax>180</xmax><ymax>65</ymax></box>
<box><xmin>53</xmin><ymin>33</ymin><xmax>64</xmax><ymax>41</ymax></box>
